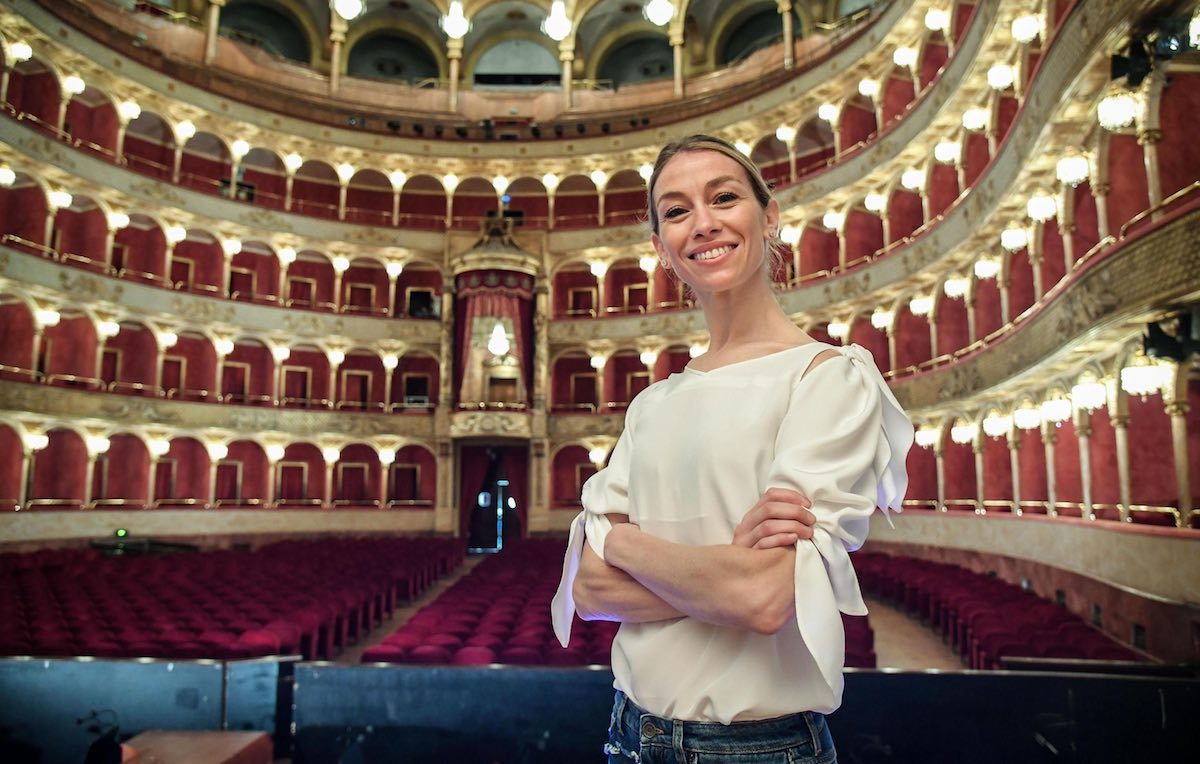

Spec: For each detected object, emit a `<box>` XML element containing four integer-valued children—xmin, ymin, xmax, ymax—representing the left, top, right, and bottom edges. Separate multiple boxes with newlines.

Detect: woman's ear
<box><xmin>651</xmin><ymin>233</ymin><xmax>671</xmax><ymax>272</ymax></box>
<box><xmin>764</xmin><ymin>198</ymin><xmax>781</xmax><ymax>237</ymax></box>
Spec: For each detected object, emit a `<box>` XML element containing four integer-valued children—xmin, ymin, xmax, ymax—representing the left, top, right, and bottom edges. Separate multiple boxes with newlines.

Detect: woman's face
<box><xmin>650</xmin><ymin>150</ymin><xmax>779</xmax><ymax>300</ymax></box>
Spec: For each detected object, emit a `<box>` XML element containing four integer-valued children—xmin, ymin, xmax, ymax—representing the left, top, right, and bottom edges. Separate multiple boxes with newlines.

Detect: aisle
<box><xmin>865</xmin><ymin>594</ymin><xmax>965</xmax><ymax>671</ymax></box>
<box><xmin>338</xmin><ymin>554</ymin><xmax>486</xmax><ymax>664</ymax></box>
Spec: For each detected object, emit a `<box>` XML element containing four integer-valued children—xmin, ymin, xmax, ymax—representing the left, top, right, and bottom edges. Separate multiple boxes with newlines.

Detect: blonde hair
<box><xmin>646</xmin><ymin>134</ymin><xmax>785</xmax><ymax>277</ymax></box>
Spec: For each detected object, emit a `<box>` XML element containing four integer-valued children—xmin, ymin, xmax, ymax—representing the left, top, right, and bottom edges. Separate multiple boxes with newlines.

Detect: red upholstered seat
<box><xmin>453</xmin><ymin>646</ymin><xmax>496</xmax><ymax>665</ymax></box>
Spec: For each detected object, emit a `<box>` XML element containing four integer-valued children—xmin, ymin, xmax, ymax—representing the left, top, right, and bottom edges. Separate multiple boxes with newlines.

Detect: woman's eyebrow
<box><xmin>655</xmin><ymin>175</ymin><xmax>743</xmax><ymax>203</ymax></box>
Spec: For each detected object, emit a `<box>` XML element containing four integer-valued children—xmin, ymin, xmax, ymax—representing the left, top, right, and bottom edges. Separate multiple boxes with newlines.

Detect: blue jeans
<box><xmin>604</xmin><ymin>691</ymin><xmax>837</xmax><ymax>764</ymax></box>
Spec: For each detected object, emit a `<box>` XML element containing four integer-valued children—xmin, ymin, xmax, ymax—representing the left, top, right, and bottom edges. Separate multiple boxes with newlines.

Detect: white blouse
<box><xmin>551</xmin><ymin>342</ymin><xmax>914</xmax><ymax>724</ymax></box>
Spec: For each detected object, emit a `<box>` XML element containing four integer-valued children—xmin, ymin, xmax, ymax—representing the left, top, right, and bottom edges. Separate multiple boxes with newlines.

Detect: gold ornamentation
<box><xmin>450</xmin><ymin>411</ymin><xmax>532</xmax><ymax>438</ymax></box>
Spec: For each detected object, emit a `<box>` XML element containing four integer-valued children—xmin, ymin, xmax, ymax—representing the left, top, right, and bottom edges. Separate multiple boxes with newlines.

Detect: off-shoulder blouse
<box><xmin>551</xmin><ymin>342</ymin><xmax>914</xmax><ymax>724</ymax></box>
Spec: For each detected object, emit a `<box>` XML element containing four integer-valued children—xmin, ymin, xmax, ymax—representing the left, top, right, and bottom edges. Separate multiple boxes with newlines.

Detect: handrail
<box><xmin>1118</xmin><ymin>181</ymin><xmax>1200</xmax><ymax>239</ymax></box>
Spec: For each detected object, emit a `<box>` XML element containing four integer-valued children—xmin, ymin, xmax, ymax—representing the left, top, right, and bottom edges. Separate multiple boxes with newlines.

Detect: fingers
<box><xmin>754</xmin><ymin>533</ymin><xmax>798</xmax><ymax>550</ymax></box>
<box><xmin>761</xmin><ymin>487</ymin><xmax>812</xmax><ymax>509</ymax></box>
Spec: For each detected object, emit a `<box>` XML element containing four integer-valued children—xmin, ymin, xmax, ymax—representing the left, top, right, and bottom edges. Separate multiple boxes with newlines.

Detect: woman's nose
<box><xmin>691</xmin><ymin>207</ymin><xmax>718</xmax><ymax>236</ymax></box>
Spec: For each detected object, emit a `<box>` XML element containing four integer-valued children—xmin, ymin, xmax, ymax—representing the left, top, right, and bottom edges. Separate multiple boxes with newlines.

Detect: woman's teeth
<box><xmin>692</xmin><ymin>245</ymin><xmax>732</xmax><ymax>261</ymax></box>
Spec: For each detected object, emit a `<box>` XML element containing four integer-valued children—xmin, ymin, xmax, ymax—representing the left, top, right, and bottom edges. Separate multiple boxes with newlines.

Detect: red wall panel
<box><xmin>43</xmin><ymin>315</ymin><xmax>97</xmax><ymax>380</ymax></box>
<box><xmin>0</xmin><ymin>425</ymin><xmax>25</xmax><ymax>502</ymax></box>
<box><xmin>1155</xmin><ymin>72</ymin><xmax>1200</xmax><ymax>198</ymax></box>
<box><xmin>0</xmin><ymin>186</ymin><xmax>49</xmax><ymax>244</ymax></box>
<box><xmin>881</xmin><ymin>74</ymin><xmax>915</xmax><ymax>126</ymax></box>
<box><xmin>101</xmin><ymin>434</ymin><xmax>149</xmax><ymax>501</ymax></box>
<box><xmin>927</xmin><ymin>163</ymin><xmax>960</xmax><ymax>217</ymax></box>
<box><xmin>935</xmin><ymin>296</ymin><xmax>969</xmax><ymax>355</ymax></box>
<box><xmin>962</xmin><ymin>133</ymin><xmax>990</xmax><ymax>189</ymax></box>
<box><xmin>1104</xmin><ymin>135</ymin><xmax>1149</xmax><ymax>232</ymax></box>
<box><xmin>799</xmin><ymin>226</ymin><xmax>838</xmax><ymax>276</ymax></box>
<box><xmin>1126</xmin><ymin>395</ymin><xmax>1177</xmax><ymax>506</ymax></box>
<box><xmin>843</xmin><ymin>209</ymin><xmax>884</xmax><ymax>264</ymax></box>
<box><xmin>942</xmin><ymin>441</ymin><xmax>975</xmax><ymax>502</ymax></box>
<box><xmin>31</xmin><ymin>429</ymin><xmax>87</xmax><ymax>501</ymax></box>
<box><xmin>886</xmin><ymin>189</ymin><xmax>923</xmax><ymax>242</ymax></box>
<box><xmin>0</xmin><ymin>304</ymin><xmax>34</xmax><ymax>371</ymax></box>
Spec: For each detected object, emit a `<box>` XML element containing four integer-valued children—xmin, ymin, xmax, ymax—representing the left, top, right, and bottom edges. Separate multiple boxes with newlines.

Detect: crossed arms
<box><xmin>572</xmin><ymin>488</ymin><xmax>816</xmax><ymax>635</ymax></box>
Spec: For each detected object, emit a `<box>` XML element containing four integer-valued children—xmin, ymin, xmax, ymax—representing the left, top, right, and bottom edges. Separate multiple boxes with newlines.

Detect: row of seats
<box><xmin>362</xmin><ymin>539</ymin><xmax>877</xmax><ymax>668</ymax></box>
<box><xmin>854</xmin><ymin>552</ymin><xmax>1144</xmax><ymax>669</ymax></box>
<box><xmin>0</xmin><ymin>538</ymin><xmax>462</xmax><ymax>661</ymax></box>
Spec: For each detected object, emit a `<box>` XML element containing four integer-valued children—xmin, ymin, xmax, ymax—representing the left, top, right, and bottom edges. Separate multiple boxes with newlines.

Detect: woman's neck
<box><xmin>695</xmin><ymin>278</ymin><xmax>807</xmax><ymax>354</ymax></box>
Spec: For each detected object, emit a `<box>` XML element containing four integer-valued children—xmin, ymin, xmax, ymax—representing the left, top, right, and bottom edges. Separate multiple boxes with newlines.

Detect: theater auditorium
<box><xmin>0</xmin><ymin>0</ymin><xmax>1197</xmax><ymax>761</ymax></box>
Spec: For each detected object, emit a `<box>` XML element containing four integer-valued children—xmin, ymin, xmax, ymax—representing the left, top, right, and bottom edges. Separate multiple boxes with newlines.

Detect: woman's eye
<box><xmin>663</xmin><ymin>206</ymin><xmax>687</xmax><ymax>219</ymax></box>
<box><xmin>714</xmin><ymin>192</ymin><xmax>738</xmax><ymax>204</ymax></box>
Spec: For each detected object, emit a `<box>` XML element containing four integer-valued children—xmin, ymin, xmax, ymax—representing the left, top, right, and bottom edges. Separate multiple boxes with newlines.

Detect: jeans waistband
<box><xmin>612</xmin><ymin>691</ymin><xmax>828</xmax><ymax>757</ymax></box>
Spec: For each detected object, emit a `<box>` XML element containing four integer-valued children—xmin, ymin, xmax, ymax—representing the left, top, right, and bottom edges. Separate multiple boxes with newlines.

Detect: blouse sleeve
<box><xmin>550</xmin><ymin>391</ymin><xmax>645</xmax><ymax>647</ymax></box>
<box><xmin>764</xmin><ymin>343</ymin><xmax>914</xmax><ymax>694</ymax></box>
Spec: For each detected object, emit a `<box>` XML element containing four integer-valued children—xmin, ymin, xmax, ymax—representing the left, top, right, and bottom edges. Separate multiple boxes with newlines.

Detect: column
<box><xmin>379</xmin><ymin>449</ymin><xmax>395</xmax><ymax>508</ymax></box>
<box><xmin>528</xmin><ymin>440</ymin><xmax>549</xmax><ymax>532</ymax></box>
<box><xmin>327</xmin><ymin>350</ymin><xmax>344</xmax><ymax>409</ymax></box>
<box><xmin>203</xmin><ymin>0</ymin><xmax>226</xmax><ymax>65</ymax></box>
<box><xmin>1165</xmin><ymin>400</ymin><xmax>1191</xmax><ymax>527</ymax></box>
<box><xmin>1139</xmin><ymin>129</ymin><xmax>1163</xmax><ymax>220</ymax></box>
<box><xmin>1111</xmin><ymin>413</ymin><xmax>1132</xmax><ymax>523</ymax></box>
<box><xmin>778</xmin><ymin>1</ymin><xmax>795</xmax><ymax>69</ymax></box>
<box><xmin>934</xmin><ymin>444</ymin><xmax>946</xmax><ymax>511</ymax></box>
<box><xmin>322</xmin><ymin>448</ymin><xmax>339</xmax><ymax>508</ymax></box>
<box><xmin>998</xmin><ymin>275</ymin><xmax>1011</xmax><ymax>324</ymax></box>
<box><xmin>1075</xmin><ymin>411</ymin><xmax>1093</xmax><ymax>520</ymax></box>
<box><xmin>1027</xmin><ymin>222</ymin><xmax>1044</xmax><ymax>300</ymax></box>
<box><xmin>1008</xmin><ymin>435</ymin><xmax>1022</xmax><ymax>515</ymax></box>
<box><xmin>146</xmin><ymin>454</ymin><xmax>160</xmax><ymax>509</ymax></box>
<box><xmin>1042</xmin><ymin>424</ymin><xmax>1057</xmax><ymax>516</ymax></box>
<box><xmin>285</xmin><ymin>171</ymin><xmax>296</xmax><ymax>210</ymax></box>
<box><xmin>329</xmin><ymin>15</ymin><xmax>347</xmax><ymax>96</ymax></box>
<box><xmin>83</xmin><ymin>452</ymin><xmax>99</xmax><ymax>508</ymax></box>
<box><xmin>447</xmin><ymin>38</ymin><xmax>463</xmax><ymax>110</ymax></box>
<box><xmin>965</xmin><ymin>296</ymin><xmax>977</xmax><ymax>344</ymax></box>
<box><xmin>1092</xmin><ymin>182</ymin><xmax>1110</xmax><ymax>240</ymax></box>
<box><xmin>438</xmin><ymin>281</ymin><xmax>455</xmax><ymax>409</ymax></box>
<box><xmin>671</xmin><ymin>32</ymin><xmax>685</xmax><ymax>98</ymax></box>
<box><xmin>17</xmin><ymin>447</ymin><xmax>33</xmax><ymax>508</ymax></box>
<box><xmin>973</xmin><ymin>442</ymin><xmax>985</xmax><ymax>513</ymax></box>
<box><xmin>558</xmin><ymin>41</ymin><xmax>574</xmax><ymax>110</ymax></box>
<box><xmin>532</xmin><ymin>280</ymin><xmax>549</xmax><ymax>410</ymax></box>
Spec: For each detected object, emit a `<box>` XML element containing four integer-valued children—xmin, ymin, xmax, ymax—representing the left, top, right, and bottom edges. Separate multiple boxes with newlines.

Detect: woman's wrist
<box><xmin>603</xmin><ymin>522</ymin><xmax>637</xmax><ymax>568</ymax></box>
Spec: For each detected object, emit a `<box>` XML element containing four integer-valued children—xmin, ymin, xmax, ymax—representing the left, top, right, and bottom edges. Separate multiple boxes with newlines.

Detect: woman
<box><xmin>551</xmin><ymin>135</ymin><xmax>913</xmax><ymax>763</ymax></box>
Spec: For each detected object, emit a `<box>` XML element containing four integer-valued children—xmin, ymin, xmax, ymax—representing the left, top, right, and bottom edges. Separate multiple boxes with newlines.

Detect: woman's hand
<box><xmin>732</xmin><ymin>488</ymin><xmax>816</xmax><ymax>550</ymax></box>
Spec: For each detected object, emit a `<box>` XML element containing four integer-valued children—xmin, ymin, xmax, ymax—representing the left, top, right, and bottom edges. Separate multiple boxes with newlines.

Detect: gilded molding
<box><xmin>1</xmin><ymin>0</ymin><xmax>910</xmax><ymax>162</ymax></box>
<box><xmin>0</xmin><ymin>381</ymin><xmax>438</xmax><ymax>440</ymax></box>
<box><xmin>449</xmin><ymin>411</ymin><xmax>532</xmax><ymax>439</ymax></box>
<box><xmin>1</xmin><ymin>245</ymin><xmax>441</xmax><ymax>347</ymax></box>
<box><xmin>892</xmin><ymin>208</ymin><xmax>1200</xmax><ymax>411</ymax></box>
<box><xmin>548</xmin><ymin>413</ymin><xmax>624</xmax><ymax>442</ymax></box>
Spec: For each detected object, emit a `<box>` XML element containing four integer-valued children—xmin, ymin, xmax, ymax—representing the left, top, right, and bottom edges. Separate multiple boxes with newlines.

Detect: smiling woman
<box><xmin>552</xmin><ymin>135</ymin><xmax>915</xmax><ymax>763</ymax></box>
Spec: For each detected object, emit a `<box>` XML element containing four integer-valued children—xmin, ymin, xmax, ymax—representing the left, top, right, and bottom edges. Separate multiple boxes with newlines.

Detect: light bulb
<box><xmin>775</xmin><ymin>125</ymin><xmax>797</xmax><ymax>143</ymax></box>
<box><xmin>908</xmin><ymin>295</ymin><xmax>933</xmax><ymax>316</ymax></box>
<box><xmin>943</xmin><ymin>277</ymin><xmax>969</xmax><ymax>298</ymax></box>
<box><xmin>1055</xmin><ymin>154</ymin><xmax>1090</xmax><ymax>187</ymax></box>
<box><xmin>336</xmin><ymin>163</ymin><xmax>356</xmax><ymax>183</ymax></box>
<box><xmin>327</xmin><ymin>349</ymin><xmax>345</xmax><ymax>366</ymax></box>
<box><xmin>230</xmin><ymin>139</ymin><xmax>250</xmax><ymax>159</ymax></box>
<box><xmin>826</xmin><ymin>321</ymin><xmax>849</xmax><ymax>340</ymax></box>
<box><xmin>589</xmin><ymin>355</ymin><xmax>606</xmax><ymax>369</ymax></box>
<box><xmin>639</xmin><ymin>255</ymin><xmax>657</xmax><ymax>273</ymax></box>
<box><xmin>986</xmin><ymin>63</ymin><xmax>1015</xmax><ymax>91</ymax></box>
<box><xmin>892</xmin><ymin>46</ymin><xmax>918</xmax><ymax>68</ymax></box>
<box><xmin>322</xmin><ymin>446</ymin><xmax>341</xmax><ymax>464</ymax></box>
<box><xmin>588</xmin><ymin>447</ymin><xmax>608</xmax><ymax>465</ymax></box>
<box><xmin>637</xmin><ymin>164</ymin><xmax>653</xmax><ymax>182</ymax></box>
<box><xmin>644</xmin><ymin>0</ymin><xmax>674</xmax><ymax>27</ymax></box>
<box><xmin>389</xmin><ymin>169</ymin><xmax>408</xmax><ymax>187</ymax></box>
<box><xmin>1097</xmin><ymin>91</ymin><xmax>1139</xmax><ymax>131</ymax></box>
<box><xmin>441</xmin><ymin>1</ymin><xmax>470</xmax><ymax>39</ymax></box>
<box><xmin>107</xmin><ymin>211</ymin><xmax>130</xmax><ymax>229</ymax></box>
<box><xmin>870</xmin><ymin>310</ymin><xmax>893</xmax><ymax>330</ymax></box>
<box><xmin>1026</xmin><ymin>192</ymin><xmax>1057</xmax><ymax>222</ymax></box>
<box><xmin>822</xmin><ymin>210</ymin><xmax>845</xmax><ymax>230</ymax></box>
<box><xmin>276</xmin><ymin>246</ymin><xmax>296</xmax><ymax>265</ymax></box>
<box><xmin>858</xmin><ymin>78</ymin><xmax>881</xmax><ymax>98</ymax></box>
<box><xmin>864</xmin><ymin>192</ymin><xmax>887</xmax><ymax>213</ymax></box>
<box><xmin>1000</xmin><ymin>227</ymin><xmax>1028</xmax><ymax>252</ymax></box>
<box><xmin>973</xmin><ymin>257</ymin><xmax>1000</xmax><ymax>279</ymax></box>
<box><xmin>933</xmin><ymin>140</ymin><xmax>960</xmax><ymax>164</ymax></box>
<box><xmin>118</xmin><ymin>100</ymin><xmax>141</xmax><ymax>122</ymax></box>
<box><xmin>9</xmin><ymin>41</ymin><xmax>32</xmax><ymax>62</ymax></box>
<box><xmin>639</xmin><ymin>350</ymin><xmax>658</xmax><ymax>366</ymax></box>
<box><xmin>818</xmin><ymin>103</ymin><xmax>839</xmax><ymax>122</ymax></box>
<box><xmin>900</xmin><ymin>167</ymin><xmax>926</xmax><ymax>191</ymax></box>
<box><xmin>442</xmin><ymin>173</ymin><xmax>459</xmax><ymax>192</ymax></box>
<box><xmin>63</xmin><ymin>75</ymin><xmax>85</xmax><ymax>95</ymax></box>
<box><xmin>378</xmin><ymin>448</ymin><xmax>396</xmax><ymax>465</ymax></box>
<box><xmin>491</xmin><ymin>175</ymin><xmax>510</xmax><ymax>194</ymax></box>
<box><xmin>1011</xmin><ymin>14</ymin><xmax>1041</xmax><ymax>44</ymax></box>
<box><xmin>542</xmin><ymin>0</ymin><xmax>571</xmax><ymax>42</ymax></box>
<box><xmin>174</xmin><ymin>120</ymin><xmax>196</xmax><ymax>141</ymax></box>
<box><xmin>924</xmin><ymin>8</ymin><xmax>950</xmax><ymax>32</ymax></box>
<box><xmin>962</xmin><ymin>107</ymin><xmax>989</xmax><ymax>131</ymax></box>
<box><xmin>284</xmin><ymin>152</ymin><xmax>304</xmax><ymax>172</ymax></box>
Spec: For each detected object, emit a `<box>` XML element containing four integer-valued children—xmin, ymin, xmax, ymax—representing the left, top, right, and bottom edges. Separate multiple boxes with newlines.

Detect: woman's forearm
<box><xmin>573</xmin><ymin>540</ymin><xmax>685</xmax><ymax>623</ymax></box>
<box><xmin>603</xmin><ymin>523</ymin><xmax>797</xmax><ymax>634</ymax></box>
